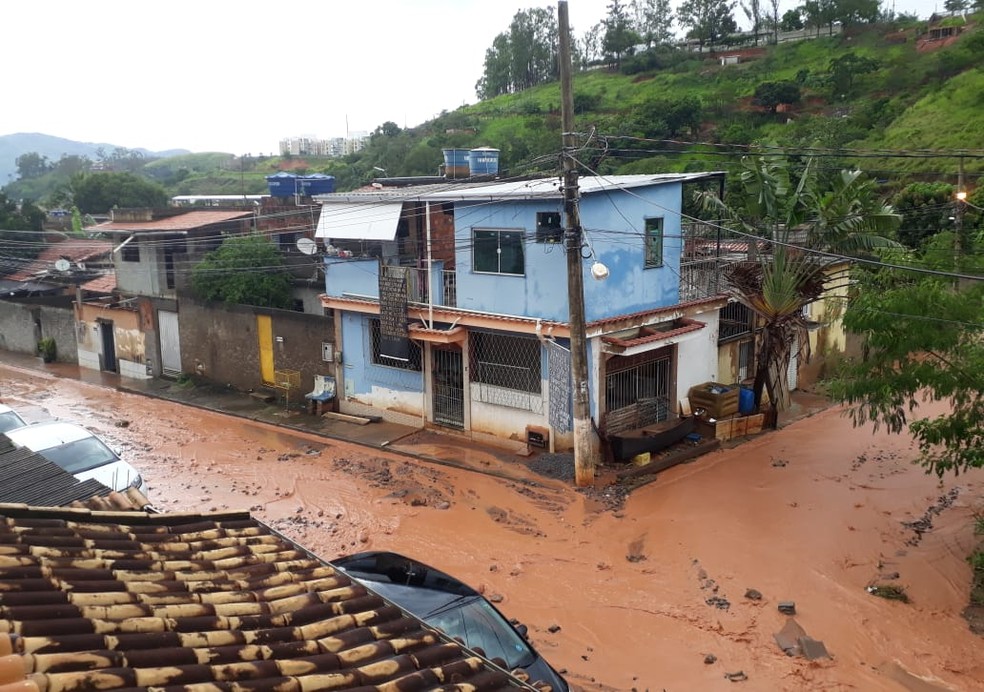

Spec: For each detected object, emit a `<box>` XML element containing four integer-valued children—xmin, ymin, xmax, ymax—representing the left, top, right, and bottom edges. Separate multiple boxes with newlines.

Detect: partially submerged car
<box><xmin>4</xmin><ymin>421</ymin><xmax>146</xmax><ymax>494</ymax></box>
<box><xmin>0</xmin><ymin>404</ymin><xmax>27</xmax><ymax>434</ymax></box>
<box><xmin>331</xmin><ymin>551</ymin><xmax>568</xmax><ymax>691</ymax></box>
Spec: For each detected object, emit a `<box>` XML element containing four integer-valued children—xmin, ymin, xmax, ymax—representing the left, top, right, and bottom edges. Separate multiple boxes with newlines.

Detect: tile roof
<box><xmin>0</xmin><ymin>437</ymin><xmax>149</xmax><ymax>511</ymax></box>
<box><xmin>0</xmin><ymin>507</ymin><xmax>542</xmax><ymax>692</ymax></box>
<box><xmin>79</xmin><ymin>273</ymin><xmax>117</xmax><ymax>294</ymax></box>
<box><xmin>90</xmin><ymin>211</ymin><xmax>253</xmax><ymax>233</ymax></box>
<box><xmin>5</xmin><ymin>239</ymin><xmax>113</xmax><ymax>282</ymax></box>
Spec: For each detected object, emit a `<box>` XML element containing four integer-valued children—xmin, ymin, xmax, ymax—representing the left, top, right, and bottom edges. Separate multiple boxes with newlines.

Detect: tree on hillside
<box><xmin>15</xmin><ymin>152</ymin><xmax>51</xmax><ymax>181</ymax></box>
<box><xmin>579</xmin><ymin>22</ymin><xmax>605</xmax><ymax>65</ymax></box>
<box><xmin>752</xmin><ymin>81</ymin><xmax>801</xmax><ymax>113</ymax></box>
<box><xmin>767</xmin><ymin>0</ymin><xmax>782</xmax><ymax>42</ymax></box>
<box><xmin>602</xmin><ymin>0</ymin><xmax>642</xmax><ymax>69</ymax></box>
<box><xmin>741</xmin><ymin>0</ymin><xmax>765</xmax><ymax>44</ymax></box>
<box><xmin>802</xmin><ymin>0</ymin><xmax>836</xmax><ymax>36</ymax></box>
<box><xmin>834</xmin><ymin>0</ymin><xmax>882</xmax><ymax>25</ymax></box>
<box><xmin>891</xmin><ymin>182</ymin><xmax>956</xmax><ymax>249</ymax></box>
<box><xmin>828</xmin><ymin>251</ymin><xmax>983</xmax><ymax>477</ymax></box>
<box><xmin>631</xmin><ymin>0</ymin><xmax>675</xmax><ymax>47</ymax></box>
<box><xmin>190</xmin><ymin>234</ymin><xmax>294</xmax><ymax>309</ymax></box>
<box><xmin>677</xmin><ymin>0</ymin><xmax>737</xmax><ymax>51</ymax></box>
<box><xmin>0</xmin><ymin>191</ymin><xmax>45</xmax><ymax>260</ymax></box>
<box><xmin>944</xmin><ymin>0</ymin><xmax>969</xmax><ymax>15</ymax></box>
<box><xmin>71</xmin><ymin>172</ymin><xmax>169</xmax><ymax>214</ymax></box>
<box><xmin>780</xmin><ymin>8</ymin><xmax>804</xmax><ymax>30</ymax></box>
<box><xmin>829</xmin><ymin>53</ymin><xmax>879</xmax><ymax>97</ymax></box>
<box><xmin>475</xmin><ymin>8</ymin><xmax>558</xmax><ymax>99</ymax></box>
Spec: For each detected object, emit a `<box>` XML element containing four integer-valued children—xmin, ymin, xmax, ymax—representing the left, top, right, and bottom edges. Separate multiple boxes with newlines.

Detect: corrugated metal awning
<box><xmin>315</xmin><ymin>202</ymin><xmax>403</xmax><ymax>241</ymax></box>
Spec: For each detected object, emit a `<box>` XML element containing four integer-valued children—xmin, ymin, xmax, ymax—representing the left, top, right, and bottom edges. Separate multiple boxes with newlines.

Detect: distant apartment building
<box><xmin>280</xmin><ymin>133</ymin><xmax>369</xmax><ymax>158</ymax></box>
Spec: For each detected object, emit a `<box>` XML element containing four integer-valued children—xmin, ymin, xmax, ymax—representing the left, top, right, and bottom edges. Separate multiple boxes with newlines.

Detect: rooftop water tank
<box><xmin>442</xmin><ymin>149</ymin><xmax>471</xmax><ymax>179</ymax></box>
<box><xmin>265</xmin><ymin>172</ymin><xmax>298</xmax><ymax>198</ymax></box>
<box><xmin>468</xmin><ymin>147</ymin><xmax>500</xmax><ymax>177</ymax></box>
<box><xmin>299</xmin><ymin>174</ymin><xmax>336</xmax><ymax>196</ymax></box>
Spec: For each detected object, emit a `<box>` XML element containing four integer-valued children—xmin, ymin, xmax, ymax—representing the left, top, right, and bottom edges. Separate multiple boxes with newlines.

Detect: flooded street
<box><xmin>2</xmin><ymin>362</ymin><xmax>982</xmax><ymax>691</ymax></box>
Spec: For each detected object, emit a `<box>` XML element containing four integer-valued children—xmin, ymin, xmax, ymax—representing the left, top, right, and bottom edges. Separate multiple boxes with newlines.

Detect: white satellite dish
<box><xmin>54</xmin><ymin>259</ymin><xmax>71</xmax><ymax>272</ymax></box>
<box><xmin>296</xmin><ymin>237</ymin><xmax>318</xmax><ymax>255</ymax></box>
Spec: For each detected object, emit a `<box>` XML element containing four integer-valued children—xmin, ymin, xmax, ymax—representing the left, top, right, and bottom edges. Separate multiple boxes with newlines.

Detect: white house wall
<box><xmin>676</xmin><ymin>311</ymin><xmax>721</xmax><ymax>404</ymax></box>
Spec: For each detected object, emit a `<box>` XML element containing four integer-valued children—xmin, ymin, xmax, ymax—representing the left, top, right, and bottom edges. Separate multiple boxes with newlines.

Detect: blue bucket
<box><xmin>739</xmin><ymin>387</ymin><xmax>755</xmax><ymax>414</ymax></box>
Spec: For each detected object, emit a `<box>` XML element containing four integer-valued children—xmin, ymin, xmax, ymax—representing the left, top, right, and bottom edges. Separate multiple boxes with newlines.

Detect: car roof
<box><xmin>0</xmin><ymin>404</ymin><xmax>17</xmax><ymax>414</ymax></box>
<box><xmin>5</xmin><ymin>421</ymin><xmax>96</xmax><ymax>451</ymax></box>
<box><xmin>331</xmin><ymin>551</ymin><xmax>476</xmax><ymax>597</ymax></box>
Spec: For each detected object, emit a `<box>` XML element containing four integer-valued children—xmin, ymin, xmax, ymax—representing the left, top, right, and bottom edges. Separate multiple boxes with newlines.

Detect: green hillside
<box><xmin>4</xmin><ymin>14</ymin><xmax>983</xmax><ymax>205</ymax></box>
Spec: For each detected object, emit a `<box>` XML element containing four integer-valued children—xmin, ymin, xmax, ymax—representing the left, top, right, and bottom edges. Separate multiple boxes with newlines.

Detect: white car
<box><xmin>0</xmin><ymin>405</ymin><xmax>27</xmax><ymax>434</ymax></box>
<box><xmin>4</xmin><ymin>422</ymin><xmax>146</xmax><ymax>494</ymax></box>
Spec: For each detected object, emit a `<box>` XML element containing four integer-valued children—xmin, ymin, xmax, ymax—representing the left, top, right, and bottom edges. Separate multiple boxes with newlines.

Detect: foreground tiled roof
<box><xmin>79</xmin><ymin>272</ymin><xmax>117</xmax><ymax>294</ymax></box>
<box><xmin>0</xmin><ymin>507</ymin><xmax>541</xmax><ymax>692</ymax></box>
<box><xmin>0</xmin><ymin>438</ymin><xmax>149</xmax><ymax>511</ymax></box>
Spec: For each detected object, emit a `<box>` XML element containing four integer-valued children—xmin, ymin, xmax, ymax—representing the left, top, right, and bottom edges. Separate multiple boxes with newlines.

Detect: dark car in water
<box><xmin>331</xmin><ymin>551</ymin><xmax>568</xmax><ymax>691</ymax></box>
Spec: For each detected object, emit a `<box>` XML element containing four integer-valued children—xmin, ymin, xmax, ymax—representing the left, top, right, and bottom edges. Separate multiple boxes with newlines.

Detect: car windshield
<box><xmin>0</xmin><ymin>411</ymin><xmax>26</xmax><ymax>433</ymax></box>
<box><xmin>37</xmin><ymin>436</ymin><xmax>118</xmax><ymax>474</ymax></box>
<box><xmin>428</xmin><ymin>597</ymin><xmax>535</xmax><ymax>670</ymax></box>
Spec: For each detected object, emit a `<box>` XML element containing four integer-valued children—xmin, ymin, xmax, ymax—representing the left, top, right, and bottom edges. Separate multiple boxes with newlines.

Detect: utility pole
<box><xmin>558</xmin><ymin>0</ymin><xmax>596</xmax><ymax>487</ymax></box>
<box><xmin>955</xmin><ymin>156</ymin><xmax>966</xmax><ymax>266</ymax></box>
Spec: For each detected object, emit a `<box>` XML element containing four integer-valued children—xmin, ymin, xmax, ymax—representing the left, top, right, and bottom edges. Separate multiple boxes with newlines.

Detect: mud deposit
<box><xmin>2</xmin><ymin>363</ymin><xmax>983</xmax><ymax>691</ymax></box>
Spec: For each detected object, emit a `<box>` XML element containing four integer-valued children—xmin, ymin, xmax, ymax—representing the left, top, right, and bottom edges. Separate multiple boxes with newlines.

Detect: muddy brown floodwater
<box><xmin>2</xmin><ymin>363</ymin><xmax>983</xmax><ymax>691</ymax></box>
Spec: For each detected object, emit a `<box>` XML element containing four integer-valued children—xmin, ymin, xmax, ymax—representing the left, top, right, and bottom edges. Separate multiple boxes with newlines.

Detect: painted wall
<box><xmin>337</xmin><ymin>312</ymin><xmax>423</xmax><ymax>419</ymax></box>
<box><xmin>115</xmin><ymin>239</ymin><xmax>163</xmax><ymax>297</ymax></box>
<box><xmin>325</xmin><ymin>259</ymin><xmax>379</xmax><ymax>298</ymax></box>
<box><xmin>451</xmin><ymin>183</ymin><xmax>683</xmax><ymax>322</ymax></box>
<box><xmin>0</xmin><ymin>299</ymin><xmax>77</xmax><ymax>362</ymax></box>
<box><xmin>675</xmin><ymin>312</ymin><xmax>720</xmax><ymax>405</ymax></box>
<box><xmin>179</xmin><ymin>300</ymin><xmax>335</xmax><ymax>393</ymax></box>
<box><xmin>76</xmin><ymin>303</ymin><xmax>146</xmax><ymax>377</ymax></box>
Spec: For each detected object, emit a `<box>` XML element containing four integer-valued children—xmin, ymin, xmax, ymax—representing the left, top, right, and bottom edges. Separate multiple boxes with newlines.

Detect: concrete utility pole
<box><xmin>558</xmin><ymin>1</ymin><xmax>596</xmax><ymax>487</ymax></box>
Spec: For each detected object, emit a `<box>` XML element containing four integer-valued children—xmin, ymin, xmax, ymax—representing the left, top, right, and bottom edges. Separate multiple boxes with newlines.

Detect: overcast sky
<box><xmin>3</xmin><ymin>0</ymin><xmax>933</xmax><ymax>155</ymax></box>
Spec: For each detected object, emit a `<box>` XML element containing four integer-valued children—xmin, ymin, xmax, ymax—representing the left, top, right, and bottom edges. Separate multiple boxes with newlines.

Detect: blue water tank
<box><xmin>442</xmin><ymin>149</ymin><xmax>471</xmax><ymax>179</ymax></box>
<box><xmin>468</xmin><ymin>147</ymin><xmax>500</xmax><ymax>176</ymax></box>
<box><xmin>739</xmin><ymin>387</ymin><xmax>755</xmax><ymax>415</ymax></box>
<box><xmin>266</xmin><ymin>172</ymin><xmax>298</xmax><ymax>198</ymax></box>
<box><xmin>299</xmin><ymin>174</ymin><xmax>336</xmax><ymax>196</ymax></box>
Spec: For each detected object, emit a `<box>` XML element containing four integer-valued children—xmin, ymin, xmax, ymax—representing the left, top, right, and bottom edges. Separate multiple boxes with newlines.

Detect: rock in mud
<box><xmin>704</xmin><ymin>653</ymin><xmax>717</xmax><ymax>664</ymax></box>
<box><xmin>745</xmin><ymin>588</ymin><xmax>763</xmax><ymax>600</ymax></box>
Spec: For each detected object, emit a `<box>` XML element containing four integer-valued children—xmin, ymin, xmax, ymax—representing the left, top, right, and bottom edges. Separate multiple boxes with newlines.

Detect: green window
<box><xmin>644</xmin><ymin>217</ymin><xmax>664</xmax><ymax>268</ymax></box>
<box><xmin>473</xmin><ymin>229</ymin><xmax>525</xmax><ymax>275</ymax></box>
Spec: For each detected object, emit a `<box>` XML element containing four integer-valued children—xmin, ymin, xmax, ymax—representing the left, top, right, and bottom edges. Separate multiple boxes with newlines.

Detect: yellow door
<box><xmin>257</xmin><ymin>315</ymin><xmax>274</xmax><ymax>385</ymax></box>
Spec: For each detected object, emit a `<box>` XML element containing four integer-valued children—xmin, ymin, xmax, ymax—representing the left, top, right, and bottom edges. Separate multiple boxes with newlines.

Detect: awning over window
<box><xmin>315</xmin><ymin>202</ymin><xmax>403</xmax><ymax>241</ymax></box>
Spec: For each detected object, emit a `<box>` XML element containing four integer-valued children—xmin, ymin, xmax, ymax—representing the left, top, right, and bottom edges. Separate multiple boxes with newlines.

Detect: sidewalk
<box><xmin>0</xmin><ymin>350</ymin><xmax>544</xmax><ymax>485</ymax></box>
<box><xmin>0</xmin><ymin>350</ymin><xmax>833</xmax><ymax>486</ymax></box>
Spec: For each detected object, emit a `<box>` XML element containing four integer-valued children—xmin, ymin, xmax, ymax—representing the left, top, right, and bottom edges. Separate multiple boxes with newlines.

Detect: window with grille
<box><xmin>737</xmin><ymin>338</ymin><xmax>754</xmax><ymax>382</ymax></box>
<box><xmin>368</xmin><ymin>318</ymin><xmax>421</xmax><ymax>371</ymax></box>
<box><xmin>470</xmin><ymin>331</ymin><xmax>542</xmax><ymax>411</ymax></box>
<box><xmin>644</xmin><ymin>217</ymin><xmax>664</xmax><ymax>268</ymax></box>
<box><xmin>605</xmin><ymin>351</ymin><xmax>671</xmax><ymax>419</ymax></box>
<box><xmin>719</xmin><ymin>301</ymin><xmax>753</xmax><ymax>342</ymax></box>
<box><xmin>473</xmin><ymin>229</ymin><xmax>525</xmax><ymax>275</ymax></box>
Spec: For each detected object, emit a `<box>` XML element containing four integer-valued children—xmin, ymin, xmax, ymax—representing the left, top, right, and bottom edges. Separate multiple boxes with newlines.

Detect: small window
<box><xmin>535</xmin><ymin>212</ymin><xmax>563</xmax><ymax>244</ymax></box>
<box><xmin>369</xmin><ymin>318</ymin><xmax>421</xmax><ymax>371</ymax></box>
<box><xmin>473</xmin><ymin>229</ymin><xmax>525</xmax><ymax>276</ymax></box>
<box><xmin>644</xmin><ymin>217</ymin><xmax>663</xmax><ymax>268</ymax></box>
<box><xmin>121</xmin><ymin>244</ymin><xmax>140</xmax><ymax>262</ymax></box>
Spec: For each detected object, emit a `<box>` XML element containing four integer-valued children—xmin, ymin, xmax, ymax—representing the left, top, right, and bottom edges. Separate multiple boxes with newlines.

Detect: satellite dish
<box><xmin>296</xmin><ymin>237</ymin><xmax>318</xmax><ymax>255</ymax></box>
<box><xmin>54</xmin><ymin>259</ymin><xmax>71</xmax><ymax>272</ymax></box>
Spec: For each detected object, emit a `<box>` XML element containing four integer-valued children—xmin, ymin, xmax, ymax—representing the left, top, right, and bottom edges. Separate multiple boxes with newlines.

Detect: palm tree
<box><xmin>697</xmin><ymin>154</ymin><xmax>901</xmax><ymax>424</ymax></box>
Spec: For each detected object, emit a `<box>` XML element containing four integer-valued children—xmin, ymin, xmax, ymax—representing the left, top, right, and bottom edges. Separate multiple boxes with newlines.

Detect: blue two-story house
<box><xmin>314</xmin><ymin>174</ymin><xmax>727</xmax><ymax>452</ymax></box>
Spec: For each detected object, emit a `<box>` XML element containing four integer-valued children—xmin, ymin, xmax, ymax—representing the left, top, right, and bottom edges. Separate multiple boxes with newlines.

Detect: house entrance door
<box><xmin>257</xmin><ymin>315</ymin><xmax>275</xmax><ymax>385</ymax></box>
<box><xmin>432</xmin><ymin>345</ymin><xmax>464</xmax><ymax>429</ymax></box>
<box><xmin>158</xmin><ymin>310</ymin><xmax>182</xmax><ymax>377</ymax></box>
<box><xmin>99</xmin><ymin>320</ymin><xmax>117</xmax><ymax>373</ymax></box>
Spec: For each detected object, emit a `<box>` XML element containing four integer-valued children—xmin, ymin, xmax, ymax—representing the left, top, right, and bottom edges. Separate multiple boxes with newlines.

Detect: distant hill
<box><xmin>0</xmin><ymin>132</ymin><xmax>189</xmax><ymax>187</ymax></box>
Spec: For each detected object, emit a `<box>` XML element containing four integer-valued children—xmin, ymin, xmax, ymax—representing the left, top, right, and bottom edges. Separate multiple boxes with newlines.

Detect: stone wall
<box><xmin>0</xmin><ymin>299</ymin><xmax>77</xmax><ymax>362</ymax></box>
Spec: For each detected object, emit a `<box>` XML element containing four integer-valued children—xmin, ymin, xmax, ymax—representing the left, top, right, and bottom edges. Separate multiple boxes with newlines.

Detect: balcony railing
<box><xmin>381</xmin><ymin>265</ymin><xmax>456</xmax><ymax>308</ymax></box>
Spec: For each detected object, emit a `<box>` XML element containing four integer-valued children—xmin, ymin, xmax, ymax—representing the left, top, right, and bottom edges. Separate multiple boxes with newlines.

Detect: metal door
<box><xmin>158</xmin><ymin>310</ymin><xmax>181</xmax><ymax>376</ymax></box>
<box><xmin>99</xmin><ymin>320</ymin><xmax>117</xmax><ymax>373</ymax></box>
<box><xmin>257</xmin><ymin>315</ymin><xmax>275</xmax><ymax>385</ymax></box>
<box><xmin>432</xmin><ymin>346</ymin><xmax>464</xmax><ymax>429</ymax></box>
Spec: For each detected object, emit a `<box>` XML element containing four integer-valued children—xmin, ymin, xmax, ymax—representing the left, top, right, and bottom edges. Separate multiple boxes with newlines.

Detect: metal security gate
<box><xmin>158</xmin><ymin>310</ymin><xmax>182</xmax><ymax>377</ymax></box>
<box><xmin>605</xmin><ymin>349</ymin><xmax>672</xmax><ymax>423</ymax></box>
<box><xmin>432</xmin><ymin>346</ymin><xmax>464</xmax><ymax>429</ymax></box>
